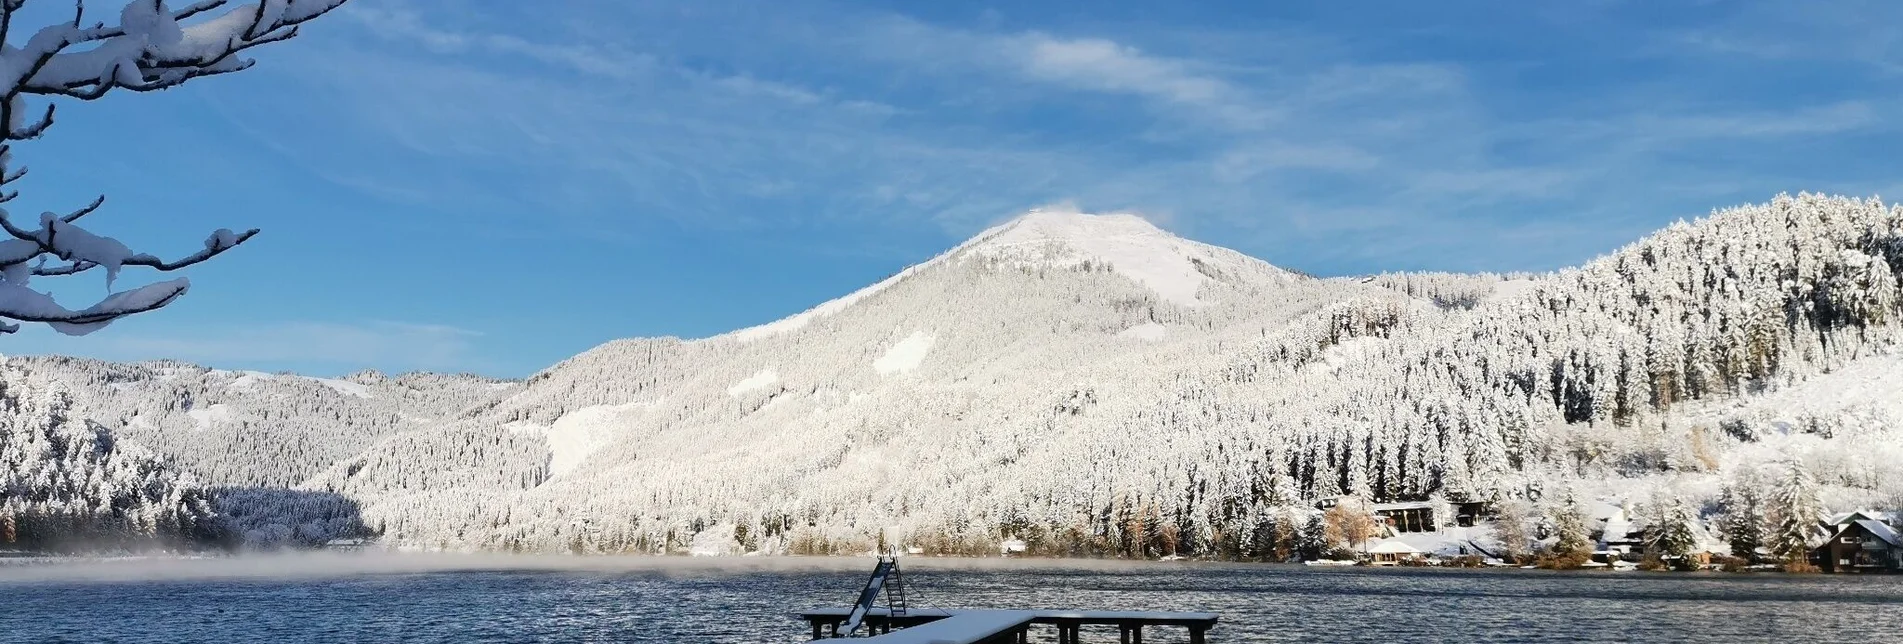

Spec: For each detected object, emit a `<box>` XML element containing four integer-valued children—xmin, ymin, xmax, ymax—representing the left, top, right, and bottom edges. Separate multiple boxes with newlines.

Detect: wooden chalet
<box><xmin>1816</xmin><ymin>515</ymin><xmax>1903</xmax><ymax>574</ymax></box>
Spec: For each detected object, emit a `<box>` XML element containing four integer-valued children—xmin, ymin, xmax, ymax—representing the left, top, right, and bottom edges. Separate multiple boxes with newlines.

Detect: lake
<box><xmin>3</xmin><ymin>554</ymin><xmax>1900</xmax><ymax>642</ymax></box>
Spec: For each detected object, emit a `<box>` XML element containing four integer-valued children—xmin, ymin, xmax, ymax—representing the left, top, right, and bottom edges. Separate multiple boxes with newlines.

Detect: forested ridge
<box><xmin>0</xmin><ymin>359</ymin><xmax>512</xmax><ymax>550</ymax></box>
<box><xmin>0</xmin><ymin>373</ymin><xmax>222</xmax><ymax>551</ymax></box>
<box><xmin>6</xmin><ymin>194</ymin><xmax>1902</xmax><ymax>559</ymax></box>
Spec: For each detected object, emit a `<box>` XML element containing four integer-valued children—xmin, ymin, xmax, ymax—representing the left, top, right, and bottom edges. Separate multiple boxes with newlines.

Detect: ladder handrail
<box><xmin>887</xmin><ymin>558</ymin><xmax>908</xmax><ymax>617</ymax></box>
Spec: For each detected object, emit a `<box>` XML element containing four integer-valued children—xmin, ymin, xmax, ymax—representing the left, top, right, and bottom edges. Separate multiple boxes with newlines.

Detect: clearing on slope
<box><xmin>874</xmin><ymin>331</ymin><xmax>935</xmax><ymax>375</ymax></box>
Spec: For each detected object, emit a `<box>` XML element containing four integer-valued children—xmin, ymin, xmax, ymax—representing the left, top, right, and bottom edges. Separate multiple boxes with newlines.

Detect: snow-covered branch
<box><xmin>0</xmin><ymin>1</ymin><xmax>347</xmax><ymax>335</ymax></box>
<box><xmin>0</xmin><ymin>1</ymin><xmax>348</xmax><ymax>102</ymax></box>
<box><xmin>0</xmin><ymin>207</ymin><xmax>257</xmax><ymax>334</ymax></box>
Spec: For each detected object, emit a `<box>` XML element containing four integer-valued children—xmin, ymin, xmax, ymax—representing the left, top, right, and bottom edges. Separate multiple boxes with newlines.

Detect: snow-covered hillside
<box><xmin>338</xmin><ymin>207</ymin><xmax>1393</xmax><ymax>549</ymax></box>
<box><xmin>5</xmin><ymin>357</ymin><xmax>515</xmax><ymax>488</ymax></box>
<box><xmin>298</xmin><ymin>196</ymin><xmax>1903</xmax><ymax>558</ymax></box>
<box><xmin>10</xmin><ymin>195</ymin><xmax>1903</xmax><ymax>559</ymax></box>
<box><xmin>0</xmin><ymin>370</ymin><xmax>223</xmax><ymax>552</ymax></box>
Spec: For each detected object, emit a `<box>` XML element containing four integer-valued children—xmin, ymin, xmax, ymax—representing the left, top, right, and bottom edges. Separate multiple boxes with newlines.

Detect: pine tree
<box><xmin>1428</xmin><ymin>492</ymin><xmax>1458</xmax><ymax>533</ymax></box>
<box><xmin>1645</xmin><ymin>493</ymin><xmax>1700</xmax><ymax>569</ymax></box>
<box><xmin>1550</xmin><ymin>489</ymin><xmax>1590</xmax><ymax>559</ymax></box>
<box><xmin>1719</xmin><ymin>483</ymin><xmax>1764</xmax><ymax>562</ymax></box>
<box><xmin>1298</xmin><ymin>512</ymin><xmax>1328</xmax><ymax>561</ymax></box>
<box><xmin>1768</xmin><ymin>458</ymin><xmax>1821</xmax><ymax>567</ymax></box>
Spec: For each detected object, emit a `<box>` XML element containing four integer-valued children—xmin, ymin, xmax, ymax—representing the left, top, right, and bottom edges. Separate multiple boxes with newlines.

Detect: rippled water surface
<box><xmin>4</xmin><ymin>555</ymin><xmax>1901</xmax><ymax>642</ymax></box>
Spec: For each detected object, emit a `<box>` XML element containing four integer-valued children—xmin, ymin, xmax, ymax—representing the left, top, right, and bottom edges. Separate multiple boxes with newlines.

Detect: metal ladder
<box><xmin>886</xmin><ymin>557</ymin><xmax>909</xmax><ymax>617</ymax></box>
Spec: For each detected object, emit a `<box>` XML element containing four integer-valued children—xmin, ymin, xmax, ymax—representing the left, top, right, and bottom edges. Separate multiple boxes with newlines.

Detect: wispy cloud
<box><xmin>342</xmin><ymin>4</ymin><xmax>658</xmax><ymax>81</ymax></box>
<box><xmin>1612</xmin><ymin>101</ymin><xmax>1881</xmax><ymax>142</ymax></box>
<box><xmin>1008</xmin><ymin>34</ymin><xmax>1271</xmax><ymax>128</ymax></box>
<box><xmin>1665</xmin><ymin>1</ymin><xmax>1903</xmax><ymax>73</ymax></box>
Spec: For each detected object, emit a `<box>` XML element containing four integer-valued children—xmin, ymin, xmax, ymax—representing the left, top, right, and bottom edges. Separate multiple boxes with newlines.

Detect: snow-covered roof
<box><xmin>1600</xmin><ymin>514</ymin><xmax>1640</xmax><ymax>543</ymax></box>
<box><xmin>1371</xmin><ymin>501</ymin><xmax>1434</xmax><ymax>511</ymax></box>
<box><xmin>1827</xmin><ymin>510</ymin><xmax>1897</xmax><ymax>526</ymax></box>
<box><xmin>1586</xmin><ymin>500</ymin><xmax>1625</xmax><ymax>521</ymax></box>
<box><xmin>1368</xmin><ymin>540</ymin><xmax>1423</xmax><ymax>554</ymax></box>
<box><xmin>1852</xmin><ymin>519</ymin><xmax>1903</xmax><ymax>547</ymax></box>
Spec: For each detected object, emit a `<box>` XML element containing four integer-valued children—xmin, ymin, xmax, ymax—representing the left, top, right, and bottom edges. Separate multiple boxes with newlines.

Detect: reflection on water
<box><xmin>7</xmin><ymin>556</ymin><xmax>1902</xmax><ymax>642</ymax></box>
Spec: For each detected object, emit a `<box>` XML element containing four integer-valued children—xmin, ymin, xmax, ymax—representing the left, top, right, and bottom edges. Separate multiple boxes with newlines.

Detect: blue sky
<box><xmin>6</xmin><ymin>0</ymin><xmax>1901</xmax><ymax>378</ymax></box>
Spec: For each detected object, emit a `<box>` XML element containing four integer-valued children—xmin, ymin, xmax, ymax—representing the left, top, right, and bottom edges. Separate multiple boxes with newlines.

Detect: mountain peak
<box><xmin>962</xmin><ymin>208</ymin><xmax>1269</xmax><ymax>306</ymax></box>
<box><xmin>718</xmin><ymin>208</ymin><xmax>1280</xmax><ymax>343</ymax></box>
<box><xmin>976</xmin><ymin>208</ymin><xmax>1171</xmax><ymax>249</ymax></box>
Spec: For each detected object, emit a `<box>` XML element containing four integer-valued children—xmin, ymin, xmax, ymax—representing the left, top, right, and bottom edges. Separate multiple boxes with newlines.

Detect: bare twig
<box><xmin>33</xmin><ymin>259</ymin><xmax>96</xmax><ymax>276</ymax></box>
<box><xmin>61</xmin><ymin>194</ymin><xmax>103</xmax><ymax>222</ymax></box>
<box><xmin>123</xmin><ymin>227</ymin><xmax>259</xmax><ymax>270</ymax></box>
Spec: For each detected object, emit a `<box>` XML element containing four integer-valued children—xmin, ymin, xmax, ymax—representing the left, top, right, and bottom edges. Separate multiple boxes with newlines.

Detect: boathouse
<box><xmin>1816</xmin><ymin>518</ymin><xmax>1903</xmax><ymax>573</ymax></box>
<box><xmin>1367</xmin><ymin>540</ymin><xmax>1423</xmax><ymax>565</ymax></box>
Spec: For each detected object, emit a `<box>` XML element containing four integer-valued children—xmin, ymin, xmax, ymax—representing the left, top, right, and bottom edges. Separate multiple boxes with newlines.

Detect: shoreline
<box><xmin>0</xmin><ymin>550</ymin><xmax>1838</xmax><ymax>585</ymax></box>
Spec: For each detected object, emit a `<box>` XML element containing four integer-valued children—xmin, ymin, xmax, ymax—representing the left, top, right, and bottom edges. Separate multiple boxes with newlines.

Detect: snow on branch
<box><xmin>0</xmin><ymin>0</ymin><xmax>349</xmax><ymax>102</ymax></box>
<box><xmin>0</xmin><ymin>0</ymin><xmax>348</xmax><ymax>335</ymax></box>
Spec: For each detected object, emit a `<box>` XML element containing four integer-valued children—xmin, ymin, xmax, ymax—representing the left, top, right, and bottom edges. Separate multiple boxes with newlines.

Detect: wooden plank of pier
<box><xmin>797</xmin><ymin>607</ymin><xmax>1218</xmax><ymax>643</ymax></box>
<box><xmin>853</xmin><ymin>610</ymin><xmax>1035</xmax><ymax>644</ymax></box>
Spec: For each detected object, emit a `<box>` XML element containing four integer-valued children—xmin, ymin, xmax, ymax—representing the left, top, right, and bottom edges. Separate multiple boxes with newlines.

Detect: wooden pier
<box><xmin>797</xmin><ymin>607</ymin><xmax>1219</xmax><ymax>643</ymax></box>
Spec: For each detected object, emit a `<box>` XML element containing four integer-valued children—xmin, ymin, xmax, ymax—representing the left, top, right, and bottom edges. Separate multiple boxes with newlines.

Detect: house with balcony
<box><xmin>1816</xmin><ymin>513</ymin><xmax>1902</xmax><ymax>573</ymax></box>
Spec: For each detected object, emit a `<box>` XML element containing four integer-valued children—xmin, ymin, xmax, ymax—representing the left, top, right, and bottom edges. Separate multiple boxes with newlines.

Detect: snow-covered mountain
<box><xmin>315</xmin><ymin>196</ymin><xmax>1903</xmax><ymax>556</ymax></box>
<box><xmin>329</xmin><ymin>207</ymin><xmax>1413</xmax><ymax>549</ymax></box>
<box><xmin>10</xmin><ymin>195</ymin><xmax>1903</xmax><ymax>557</ymax></box>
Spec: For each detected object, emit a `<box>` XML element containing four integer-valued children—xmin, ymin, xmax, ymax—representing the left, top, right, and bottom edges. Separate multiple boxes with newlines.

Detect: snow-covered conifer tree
<box><xmin>0</xmin><ymin>0</ymin><xmax>349</xmax><ymax>335</ymax></box>
<box><xmin>1427</xmin><ymin>491</ymin><xmax>1458</xmax><ymax>532</ymax></box>
<box><xmin>1550</xmin><ymin>488</ymin><xmax>1590</xmax><ymax>559</ymax></box>
<box><xmin>1297</xmin><ymin>511</ymin><xmax>1326</xmax><ymax>561</ymax></box>
<box><xmin>0</xmin><ymin>369</ymin><xmax>220</xmax><ymax>551</ymax></box>
<box><xmin>1719</xmin><ymin>480</ymin><xmax>1765</xmax><ymax>562</ymax></box>
<box><xmin>1644</xmin><ymin>492</ymin><xmax>1700</xmax><ymax>569</ymax></box>
<box><xmin>1768</xmin><ymin>458</ymin><xmax>1822</xmax><ymax>566</ymax></box>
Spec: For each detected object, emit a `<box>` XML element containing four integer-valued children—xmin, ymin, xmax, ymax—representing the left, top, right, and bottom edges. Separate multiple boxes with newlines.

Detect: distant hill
<box><xmin>0</xmin><ymin>371</ymin><xmax>222</xmax><ymax>552</ymax></box>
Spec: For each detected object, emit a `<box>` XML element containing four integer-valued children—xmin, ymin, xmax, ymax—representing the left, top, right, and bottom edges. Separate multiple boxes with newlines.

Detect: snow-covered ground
<box><xmin>185</xmin><ymin>403</ymin><xmax>232</xmax><ymax>430</ymax></box>
<box><xmin>1116</xmin><ymin>322</ymin><xmax>1168</xmax><ymax>341</ymax></box>
<box><xmin>966</xmin><ymin>210</ymin><xmax>1216</xmax><ymax>305</ymax></box>
<box><xmin>1374</xmin><ymin>527</ymin><xmax>1494</xmax><ymax>557</ymax></box>
<box><xmin>874</xmin><ymin>331</ymin><xmax>935</xmax><ymax>375</ymax></box>
<box><xmin>544</xmin><ymin>401</ymin><xmax>655</xmax><ymax>477</ymax></box>
<box><xmin>727</xmin><ymin>368</ymin><xmax>780</xmax><ymax>396</ymax></box>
